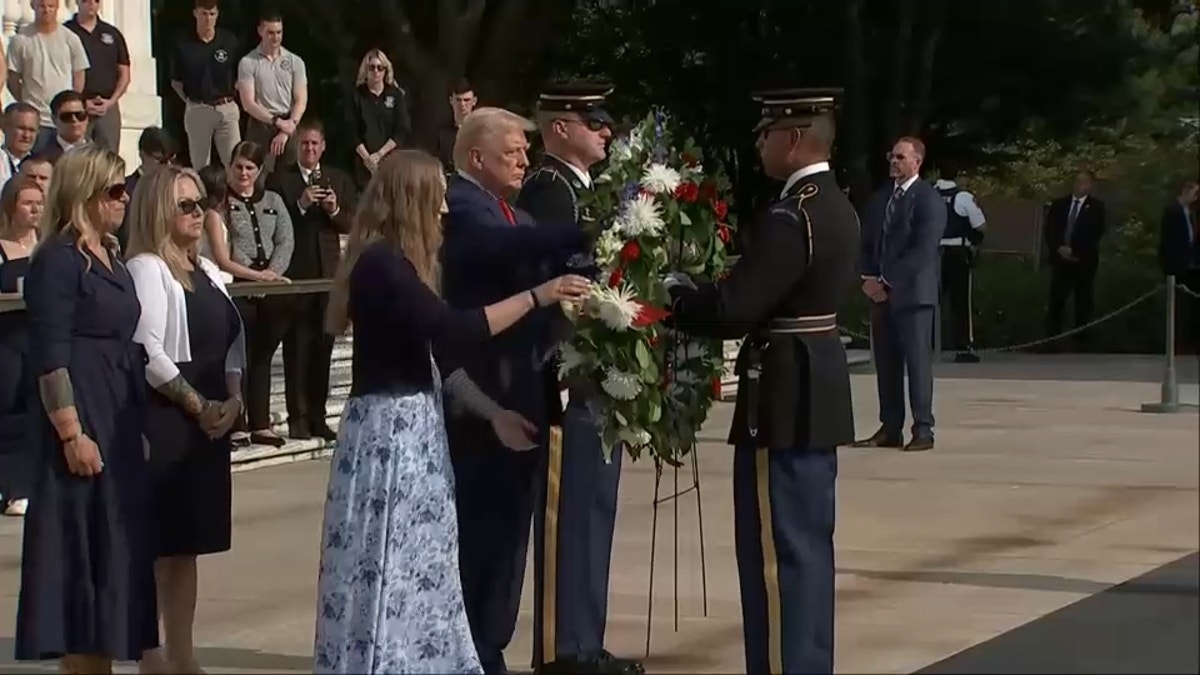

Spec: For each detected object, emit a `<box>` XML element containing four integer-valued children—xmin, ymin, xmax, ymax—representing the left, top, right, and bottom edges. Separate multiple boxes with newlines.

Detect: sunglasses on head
<box><xmin>59</xmin><ymin>110</ymin><xmax>88</xmax><ymax>123</ymax></box>
<box><xmin>177</xmin><ymin>199</ymin><xmax>204</xmax><ymax>216</ymax></box>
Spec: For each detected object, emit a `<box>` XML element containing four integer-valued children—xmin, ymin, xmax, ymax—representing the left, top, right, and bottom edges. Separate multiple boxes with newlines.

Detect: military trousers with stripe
<box><xmin>734</xmin><ymin>444</ymin><xmax>837</xmax><ymax>675</ymax></box>
<box><xmin>531</xmin><ymin>399</ymin><xmax>623</xmax><ymax>666</ymax></box>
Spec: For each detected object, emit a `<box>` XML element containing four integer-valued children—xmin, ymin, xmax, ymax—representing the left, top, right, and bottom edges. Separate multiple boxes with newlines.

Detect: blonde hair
<box><xmin>325</xmin><ymin>149</ymin><xmax>447</xmax><ymax>335</ymax></box>
<box><xmin>452</xmin><ymin>107</ymin><xmax>536</xmax><ymax>170</ymax></box>
<box><xmin>355</xmin><ymin>48</ymin><xmax>398</xmax><ymax>88</ymax></box>
<box><xmin>36</xmin><ymin>145</ymin><xmax>125</xmax><ymax>265</ymax></box>
<box><xmin>125</xmin><ymin>164</ymin><xmax>206</xmax><ymax>291</ymax></box>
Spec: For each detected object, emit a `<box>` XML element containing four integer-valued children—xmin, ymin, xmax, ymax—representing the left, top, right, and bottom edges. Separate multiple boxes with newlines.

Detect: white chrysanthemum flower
<box><xmin>680</xmin><ymin>163</ymin><xmax>705</xmax><ymax>181</ymax></box>
<box><xmin>558</xmin><ymin>342</ymin><xmax>586</xmax><ymax>377</ymax></box>
<box><xmin>640</xmin><ymin>163</ymin><xmax>682</xmax><ymax>195</ymax></box>
<box><xmin>615</xmin><ymin>194</ymin><xmax>665</xmax><ymax>238</ymax></box>
<box><xmin>617</xmin><ymin>425</ymin><xmax>652</xmax><ymax>447</ymax></box>
<box><xmin>601</xmin><ymin>369</ymin><xmax>641</xmax><ymax>401</ymax></box>
<box><xmin>587</xmin><ymin>283</ymin><xmax>640</xmax><ymax>331</ymax></box>
<box><xmin>609</xmin><ymin>138</ymin><xmax>634</xmax><ymax>163</ymax></box>
<box><xmin>594</xmin><ymin>228</ymin><xmax>624</xmax><ymax>267</ymax></box>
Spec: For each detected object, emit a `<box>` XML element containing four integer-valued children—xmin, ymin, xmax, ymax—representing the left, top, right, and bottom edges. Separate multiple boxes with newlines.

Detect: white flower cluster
<box><xmin>613</xmin><ymin>194</ymin><xmax>665</xmax><ymax>238</ymax></box>
<box><xmin>594</xmin><ymin>228</ymin><xmax>624</xmax><ymax>268</ymax></box>
<box><xmin>640</xmin><ymin>163</ymin><xmax>681</xmax><ymax>195</ymax></box>
<box><xmin>557</xmin><ymin>341</ymin><xmax>587</xmax><ymax>378</ymax></box>
<box><xmin>608</xmin><ymin>125</ymin><xmax>647</xmax><ymax>164</ymax></box>
<box><xmin>586</xmin><ymin>283</ymin><xmax>640</xmax><ymax>331</ymax></box>
<box><xmin>601</xmin><ymin>368</ymin><xmax>641</xmax><ymax>401</ymax></box>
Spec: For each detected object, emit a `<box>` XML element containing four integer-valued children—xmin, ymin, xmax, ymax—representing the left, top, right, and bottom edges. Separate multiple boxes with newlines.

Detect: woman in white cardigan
<box><xmin>125</xmin><ymin>164</ymin><xmax>246</xmax><ymax>674</ymax></box>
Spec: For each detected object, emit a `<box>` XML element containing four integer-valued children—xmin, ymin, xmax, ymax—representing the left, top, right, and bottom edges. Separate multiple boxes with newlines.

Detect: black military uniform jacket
<box><xmin>669</xmin><ymin>168</ymin><xmax>860</xmax><ymax>450</ymax></box>
<box><xmin>516</xmin><ymin>154</ymin><xmax>593</xmax><ymax>424</ymax></box>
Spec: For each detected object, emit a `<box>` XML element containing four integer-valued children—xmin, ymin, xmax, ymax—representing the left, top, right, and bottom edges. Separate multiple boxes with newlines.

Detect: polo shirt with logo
<box><xmin>237</xmin><ymin>46</ymin><xmax>307</xmax><ymax>117</ymax></box>
<box><xmin>170</xmin><ymin>28</ymin><xmax>241</xmax><ymax>103</ymax></box>
<box><xmin>64</xmin><ymin>16</ymin><xmax>130</xmax><ymax>100</ymax></box>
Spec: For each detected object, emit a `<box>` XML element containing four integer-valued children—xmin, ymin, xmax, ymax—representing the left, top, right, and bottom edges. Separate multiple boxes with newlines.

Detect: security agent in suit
<box><xmin>1043</xmin><ymin>169</ymin><xmax>1106</xmax><ymax>348</ymax></box>
<box><xmin>1158</xmin><ymin>179</ymin><xmax>1199</xmax><ymax>351</ymax></box>
<box><xmin>934</xmin><ymin>165</ymin><xmax>987</xmax><ymax>363</ymax></box>
<box><xmin>516</xmin><ymin>83</ymin><xmax>640</xmax><ymax>675</ymax></box>
<box><xmin>665</xmin><ymin>88</ymin><xmax>859</xmax><ymax>675</ymax></box>
<box><xmin>441</xmin><ymin>109</ymin><xmax>589</xmax><ymax>675</ymax></box>
<box><xmin>853</xmin><ymin>137</ymin><xmax>946</xmax><ymax>453</ymax></box>
<box><xmin>264</xmin><ymin>119</ymin><xmax>356</xmax><ymax>440</ymax></box>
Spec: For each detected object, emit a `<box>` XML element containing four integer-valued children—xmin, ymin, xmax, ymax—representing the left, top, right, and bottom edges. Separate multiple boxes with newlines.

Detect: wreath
<box><xmin>558</xmin><ymin>111</ymin><xmax>737</xmax><ymax>465</ymax></box>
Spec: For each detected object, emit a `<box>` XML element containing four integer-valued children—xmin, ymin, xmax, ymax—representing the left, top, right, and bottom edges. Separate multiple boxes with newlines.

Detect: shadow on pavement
<box><xmin>0</xmin><ymin>641</ymin><xmax>313</xmax><ymax>673</ymax></box>
<box><xmin>916</xmin><ymin>551</ymin><xmax>1200</xmax><ymax>674</ymax></box>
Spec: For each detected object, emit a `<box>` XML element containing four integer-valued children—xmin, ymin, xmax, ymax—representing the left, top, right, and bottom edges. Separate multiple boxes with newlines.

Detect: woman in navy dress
<box><xmin>0</xmin><ymin>176</ymin><xmax>43</xmax><ymax>517</ymax></box>
<box><xmin>313</xmin><ymin>150</ymin><xmax>591</xmax><ymax>674</ymax></box>
<box><xmin>125</xmin><ymin>165</ymin><xmax>246</xmax><ymax>674</ymax></box>
<box><xmin>14</xmin><ymin>145</ymin><xmax>159</xmax><ymax>674</ymax></box>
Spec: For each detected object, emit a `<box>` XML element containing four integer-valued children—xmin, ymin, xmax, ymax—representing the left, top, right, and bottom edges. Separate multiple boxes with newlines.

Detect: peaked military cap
<box><xmin>537</xmin><ymin>81</ymin><xmax>615</xmax><ymax>126</ymax></box>
<box><xmin>752</xmin><ymin>87</ymin><xmax>842</xmax><ymax>132</ymax></box>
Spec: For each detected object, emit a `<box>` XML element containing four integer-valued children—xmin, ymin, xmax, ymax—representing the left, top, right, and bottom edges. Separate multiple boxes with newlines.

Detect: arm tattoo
<box><xmin>156</xmin><ymin>375</ymin><xmax>211</xmax><ymax>418</ymax></box>
<box><xmin>38</xmin><ymin>368</ymin><xmax>76</xmax><ymax>414</ymax></box>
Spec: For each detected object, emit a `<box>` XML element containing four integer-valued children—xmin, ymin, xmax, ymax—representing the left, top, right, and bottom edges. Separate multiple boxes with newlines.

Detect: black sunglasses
<box><xmin>58</xmin><ymin>110</ymin><xmax>88</xmax><ymax>123</ymax></box>
<box><xmin>101</xmin><ymin>183</ymin><xmax>126</xmax><ymax>200</ymax></box>
<box><xmin>367</xmin><ymin>64</ymin><xmax>386</xmax><ymax>72</ymax></box>
<box><xmin>177</xmin><ymin>199</ymin><xmax>204</xmax><ymax>216</ymax></box>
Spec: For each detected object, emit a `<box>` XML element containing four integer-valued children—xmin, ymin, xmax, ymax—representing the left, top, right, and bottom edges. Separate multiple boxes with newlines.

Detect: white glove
<box><xmin>661</xmin><ymin>272</ymin><xmax>697</xmax><ymax>291</ymax></box>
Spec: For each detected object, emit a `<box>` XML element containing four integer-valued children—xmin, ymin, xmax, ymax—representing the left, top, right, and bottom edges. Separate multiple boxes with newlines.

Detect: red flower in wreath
<box><xmin>711</xmin><ymin>377</ymin><xmax>723</xmax><ymax>398</ymax></box>
<box><xmin>619</xmin><ymin>240</ymin><xmax>641</xmax><ymax>263</ymax></box>
<box><xmin>608</xmin><ymin>267</ymin><xmax>624</xmax><ymax>287</ymax></box>
<box><xmin>712</xmin><ymin>200</ymin><xmax>729</xmax><ymax>221</ymax></box>
<box><xmin>717</xmin><ymin>223</ymin><xmax>732</xmax><ymax>244</ymax></box>
<box><xmin>632</xmin><ymin>300</ymin><xmax>672</xmax><ymax>328</ymax></box>
<box><xmin>673</xmin><ymin>181</ymin><xmax>699</xmax><ymax>203</ymax></box>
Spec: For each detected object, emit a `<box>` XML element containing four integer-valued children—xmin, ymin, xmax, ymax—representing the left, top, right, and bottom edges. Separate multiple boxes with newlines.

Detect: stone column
<box><xmin>2</xmin><ymin>0</ymin><xmax>162</xmax><ymax>168</ymax></box>
<box><xmin>105</xmin><ymin>0</ymin><xmax>162</xmax><ymax>170</ymax></box>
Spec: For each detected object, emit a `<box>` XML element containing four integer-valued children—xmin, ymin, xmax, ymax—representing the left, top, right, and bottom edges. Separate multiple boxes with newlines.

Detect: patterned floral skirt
<box><xmin>313</xmin><ymin>390</ymin><xmax>482</xmax><ymax>675</ymax></box>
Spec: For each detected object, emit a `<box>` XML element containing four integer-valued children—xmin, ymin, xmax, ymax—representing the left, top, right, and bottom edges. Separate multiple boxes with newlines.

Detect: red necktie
<box><xmin>498</xmin><ymin>199</ymin><xmax>516</xmax><ymax>225</ymax></box>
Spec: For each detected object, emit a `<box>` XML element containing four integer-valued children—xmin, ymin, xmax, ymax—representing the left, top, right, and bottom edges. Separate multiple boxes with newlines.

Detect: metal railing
<box><xmin>0</xmin><ymin>279</ymin><xmax>337</xmax><ymax>314</ymax></box>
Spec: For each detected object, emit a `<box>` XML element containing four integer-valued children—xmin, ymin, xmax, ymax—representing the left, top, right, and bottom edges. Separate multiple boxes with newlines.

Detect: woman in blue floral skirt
<box><xmin>314</xmin><ymin>149</ymin><xmax>589</xmax><ymax>674</ymax></box>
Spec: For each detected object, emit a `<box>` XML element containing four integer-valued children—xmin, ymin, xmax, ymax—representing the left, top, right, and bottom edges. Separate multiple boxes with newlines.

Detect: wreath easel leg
<box><xmin>643</xmin><ymin>445</ymin><xmax>709</xmax><ymax>658</ymax></box>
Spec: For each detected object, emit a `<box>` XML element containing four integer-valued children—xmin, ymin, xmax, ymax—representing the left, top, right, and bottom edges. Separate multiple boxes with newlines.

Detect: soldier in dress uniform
<box><xmin>663</xmin><ymin>88</ymin><xmax>859</xmax><ymax>675</ymax></box>
<box><xmin>516</xmin><ymin>82</ymin><xmax>643</xmax><ymax>675</ymax></box>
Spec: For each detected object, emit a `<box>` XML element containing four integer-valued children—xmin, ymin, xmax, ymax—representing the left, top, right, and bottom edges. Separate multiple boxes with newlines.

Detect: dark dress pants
<box><xmin>235</xmin><ymin>295</ymin><xmax>292</xmax><ymax>430</ymax></box>
<box><xmin>0</xmin><ymin>332</ymin><xmax>32</xmax><ymax>502</ymax></box>
<box><xmin>281</xmin><ymin>292</ymin><xmax>334</xmax><ymax>434</ymax></box>
<box><xmin>1046</xmin><ymin>259</ymin><xmax>1098</xmax><ymax>347</ymax></box>
<box><xmin>870</xmin><ymin>301</ymin><xmax>936</xmax><ymax>440</ymax></box>
<box><xmin>449</xmin><ymin>416</ymin><xmax>540</xmax><ymax>675</ymax></box>
<box><xmin>531</xmin><ymin>400</ymin><xmax>623</xmax><ymax>667</ymax></box>
<box><xmin>939</xmin><ymin>247</ymin><xmax>975</xmax><ymax>352</ymax></box>
<box><xmin>734</xmin><ymin>445</ymin><xmax>837</xmax><ymax>675</ymax></box>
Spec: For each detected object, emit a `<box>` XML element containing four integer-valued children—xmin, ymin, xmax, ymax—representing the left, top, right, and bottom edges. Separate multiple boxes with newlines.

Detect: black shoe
<box><xmin>954</xmin><ymin>352</ymin><xmax>980</xmax><ymax>363</ymax></box>
<box><xmin>312</xmin><ymin>423</ymin><xmax>338</xmax><ymax>442</ymax></box>
<box><xmin>250</xmin><ymin>431</ymin><xmax>288</xmax><ymax>447</ymax></box>
<box><xmin>539</xmin><ymin>652</ymin><xmax>644</xmax><ymax>675</ymax></box>
<box><xmin>904</xmin><ymin>437</ymin><xmax>934</xmax><ymax>452</ymax></box>
<box><xmin>850</xmin><ymin>428</ymin><xmax>903</xmax><ymax>448</ymax></box>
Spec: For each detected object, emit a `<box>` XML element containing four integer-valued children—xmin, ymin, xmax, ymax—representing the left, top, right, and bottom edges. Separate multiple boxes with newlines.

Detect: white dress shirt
<box><xmin>127</xmin><ymin>253</ymin><xmax>246</xmax><ymax>388</ymax></box>
<box><xmin>780</xmin><ymin>161</ymin><xmax>831</xmax><ymax>197</ymax></box>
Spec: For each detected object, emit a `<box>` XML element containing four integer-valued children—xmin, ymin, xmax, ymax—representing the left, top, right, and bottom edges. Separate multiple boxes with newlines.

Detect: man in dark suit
<box><xmin>1159</xmin><ymin>178</ymin><xmax>1199</xmax><ymax>352</ymax></box>
<box><xmin>854</xmin><ymin>136</ymin><xmax>945</xmax><ymax>452</ymax></box>
<box><xmin>265</xmin><ymin>118</ymin><xmax>355</xmax><ymax>441</ymax></box>
<box><xmin>440</xmin><ymin>106</ymin><xmax>586</xmax><ymax>675</ymax></box>
<box><xmin>1043</xmin><ymin>169</ymin><xmax>1106</xmax><ymax>348</ymax></box>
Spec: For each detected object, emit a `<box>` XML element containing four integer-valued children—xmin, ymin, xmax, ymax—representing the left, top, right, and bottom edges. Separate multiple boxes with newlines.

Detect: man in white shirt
<box><xmin>5</xmin><ymin>0</ymin><xmax>90</xmax><ymax>153</ymax></box>
<box><xmin>0</xmin><ymin>103</ymin><xmax>40</xmax><ymax>188</ymax></box>
<box><xmin>934</xmin><ymin>166</ymin><xmax>987</xmax><ymax>363</ymax></box>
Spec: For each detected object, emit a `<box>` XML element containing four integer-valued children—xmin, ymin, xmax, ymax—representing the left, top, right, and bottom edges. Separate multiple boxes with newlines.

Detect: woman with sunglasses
<box><xmin>14</xmin><ymin>146</ymin><xmax>159</xmax><ymax>674</ymax></box>
<box><xmin>126</xmin><ymin>164</ymin><xmax>246</xmax><ymax>674</ymax></box>
<box><xmin>347</xmin><ymin>49</ymin><xmax>411</xmax><ymax>188</ymax></box>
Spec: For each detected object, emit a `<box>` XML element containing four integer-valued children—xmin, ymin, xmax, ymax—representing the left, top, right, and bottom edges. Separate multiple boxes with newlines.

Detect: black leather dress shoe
<box><xmin>904</xmin><ymin>437</ymin><xmax>934</xmax><ymax>452</ymax></box>
<box><xmin>539</xmin><ymin>652</ymin><xmax>644</xmax><ymax>675</ymax></box>
<box><xmin>850</xmin><ymin>428</ymin><xmax>903</xmax><ymax>448</ymax></box>
<box><xmin>313</xmin><ymin>424</ymin><xmax>338</xmax><ymax>442</ymax></box>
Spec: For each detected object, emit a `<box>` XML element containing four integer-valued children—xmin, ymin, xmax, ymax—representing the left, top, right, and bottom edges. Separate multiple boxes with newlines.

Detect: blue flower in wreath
<box><xmin>621</xmin><ymin>181</ymin><xmax>641</xmax><ymax>203</ymax></box>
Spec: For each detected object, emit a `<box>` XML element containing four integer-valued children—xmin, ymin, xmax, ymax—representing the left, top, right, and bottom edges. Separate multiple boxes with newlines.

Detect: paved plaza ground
<box><xmin>0</xmin><ymin>355</ymin><xmax>1196</xmax><ymax>673</ymax></box>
